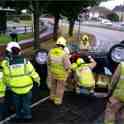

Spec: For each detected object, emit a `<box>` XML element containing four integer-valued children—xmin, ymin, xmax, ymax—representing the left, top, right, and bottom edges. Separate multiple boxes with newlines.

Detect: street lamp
<box><xmin>78</xmin><ymin>14</ymin><xmax>81</xmax><ymax>41</ymax></box>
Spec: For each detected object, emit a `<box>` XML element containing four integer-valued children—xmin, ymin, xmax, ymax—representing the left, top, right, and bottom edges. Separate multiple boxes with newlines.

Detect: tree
<box><xmin>107</xmin><ymin>13</ymin><xmax>119</xmax><ymax>22</ymax></box>
<box><xmin>0</xmin><ymin>1</ymin><xmax>45</xmax><ymax>49</ymax></box>
<box><xmin>45</xmin><ymin>0</ymin><xmax>109</xmax><ymax>38</ymax></box>
<box><xmin>62</xmin><ymin>0</ymin><xmax>109</xmax><ymax>36</ymax></box>
<box><xmin>44</xmin><ymin>1</ymin><xmax>62</xmax><ymax>40</ymax></box>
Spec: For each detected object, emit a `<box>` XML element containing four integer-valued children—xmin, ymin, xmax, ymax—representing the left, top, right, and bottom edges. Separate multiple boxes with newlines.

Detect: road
<box><xmin>1</xmin><ymin>23</ymin><xmax>124</xmax><ymax>124</ymax></box>
<box><xmin>79</xmin><ymin>25</ymin><xmax>124</xmax><ymax>52</ymax></box>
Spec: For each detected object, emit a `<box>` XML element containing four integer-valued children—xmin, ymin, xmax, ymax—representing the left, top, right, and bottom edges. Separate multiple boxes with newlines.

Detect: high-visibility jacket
<box><xmin>75</xmin><ymin>63</ymin><xmax>95</xmax><ymax>88</ymax></box>
<box><xmin>0</xmin><ymin>67</ymin><xmax>6</xmax><ymax>97</ymax></box>
<box><xmin>1</xmin><ymin>56</ymin><xmax>40</xmax><ymax>95</ymax></box>
<box><xmin>48</xmin><ymin>47</ymin><xmax>70</xmax><ymax>81</ymax></box>
<box><xmin>113</xmin><ymin>62</ymin><xmax>124</xmax><ymax>102</ymax></box>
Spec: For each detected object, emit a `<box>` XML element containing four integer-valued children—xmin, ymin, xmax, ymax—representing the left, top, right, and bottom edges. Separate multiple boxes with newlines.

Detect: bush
<box><xmin>107</xmin><ymin>13</ymin><xmax>119</xmax><ymax>22</ymax></box>
<box><xmin>20</xmin><ymin>15</ymin><xmax>32</xmax><ymax>20</ymax></box>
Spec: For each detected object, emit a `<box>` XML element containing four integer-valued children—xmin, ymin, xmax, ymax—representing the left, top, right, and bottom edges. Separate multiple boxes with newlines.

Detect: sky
<box><xmin>100</xmin><ymin>0</ymin><xmax>124</xmax><ymax>10</ymax></box>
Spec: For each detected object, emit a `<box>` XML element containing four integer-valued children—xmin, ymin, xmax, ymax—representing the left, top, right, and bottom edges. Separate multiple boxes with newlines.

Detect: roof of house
<box><xmin>113</xmin><ymin>5</ymin><xmax>124</xmax><ymax>12</ymax></box>
<box><xmin>89</xmin><ymin>6</ymin><xmax>111</xmax><ymax>15</ymax></box>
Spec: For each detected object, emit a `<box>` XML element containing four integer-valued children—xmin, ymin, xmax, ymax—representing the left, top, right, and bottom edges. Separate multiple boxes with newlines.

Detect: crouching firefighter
<box><xmin>71</xmin><ymin>56</ymin><xmax>96</xmax><ymax>94</ymax></box>
<box><xmin>1</xmin><ymin>42</ymin><xmax>40</xmax><ymax>121</ymax></box>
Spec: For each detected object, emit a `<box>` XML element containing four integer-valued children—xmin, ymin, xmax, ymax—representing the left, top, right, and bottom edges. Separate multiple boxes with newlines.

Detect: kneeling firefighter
<box><xmin>48</xmin><ymin>36</ymin><xmax>71</xmax><ymax>105</ymax></box>
<box><xmin>71</xmin><ymin>56</ymin><xmax>96</xmax><ymax>94</ymax></box>
<box><xmin>1</xmin><ymin>42</ymin><xmax>40</xmax><ymax>121</ymax></box>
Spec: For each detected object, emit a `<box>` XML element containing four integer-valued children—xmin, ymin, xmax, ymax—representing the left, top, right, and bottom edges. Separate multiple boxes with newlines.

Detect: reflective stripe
<box><xmin>9</xmin><ymin>83</ymin><xmax>32</xmax><ymax>88</ymax></box>
<box><xmin>7</xmin><ymin>70</ymin><xmax>33</xmax><ymax>78</ymax></box>
<box><xmin>0</xmin><ymin>72</ymin><xmax>3</xmax><ymax>79</ymax></box>
<box><xmin>8</xmin><ymin>58</ymin><xmax>33</xmax><ymax>78</ymax></box>
<box><xmin>0</xmin><ymin>91</ymin><xmax>5</xmax><ymax>93</ymax></box>
<box><xmin>120</xmin><ymin>76</ymin><xmax>124</xmax><ymax>80</ymax></box>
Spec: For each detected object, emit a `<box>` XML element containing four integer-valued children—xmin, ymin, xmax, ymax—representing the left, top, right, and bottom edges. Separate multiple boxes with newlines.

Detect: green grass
<box><xmin>0</xmin><ymin>35</ymin><xmax>11</xmax><ymax>44</ymax></box>
<box><xmin>18</xmin><ymin>32</ymin><xmax>33</xmax><ymax>41</ymax></box>
<box><xmin>0</xmin><ymin>33</ymin><xmax>33</xmax><ymax>44</ymax></box>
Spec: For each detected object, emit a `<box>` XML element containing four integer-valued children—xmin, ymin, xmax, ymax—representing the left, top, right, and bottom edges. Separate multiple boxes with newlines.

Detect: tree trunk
<box><xmin>0</xmin><ymin>12</ymin><xmax>7</xmax><ymax>34</ymax></box>
<box><xmin>69</xmin><ymin>19</ymin><xmax>75</xmax><ymax>36</ymax></box>
<box><xmin>53</xmin><ymin>14</ymin><xmax>60</xmax><ymax>40</ymax></box>
<box><xmin>33</xmin><ymin>1</ymin><xmax>40</xmax><ymax>50</ymax></box>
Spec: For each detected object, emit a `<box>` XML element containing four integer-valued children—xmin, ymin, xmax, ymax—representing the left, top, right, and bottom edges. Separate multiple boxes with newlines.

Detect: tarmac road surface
<box><xmin>0</xmin><ymin>91</ymin><xmax>107</xmax><ymax>124</ymax></box>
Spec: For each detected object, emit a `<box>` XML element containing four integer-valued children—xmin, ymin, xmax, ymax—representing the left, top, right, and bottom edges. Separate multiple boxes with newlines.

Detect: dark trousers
<box><xmin>0</xmin><ymin>102</ymin><xmax>5</xmax><ymax>120</ymax></box>
<box><xmin>12</xmin><ymin>91</ymin><xmax>32</xmax><ymax>119</ymax></box>
<box><xmin>10</xmin><ymin>33</ymin><xmax>18</xmax><ymax>42</ymax></box>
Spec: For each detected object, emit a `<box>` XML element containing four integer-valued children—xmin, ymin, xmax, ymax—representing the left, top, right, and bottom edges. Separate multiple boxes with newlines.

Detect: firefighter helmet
<box><xmin>76</xmin><ymin>58</ymin><xmax>85</xmax><ymax>65</ymax></box>
<box><xmin>81</xmin><ymin>35</ymin><xmax>89</xmax><ymax>42</ymax></box>
<box><xmin>6</xmin><ymin>42</ymin><xmax>21</xmax><ymax>55</ymax></box>
<box><xmin>56</xmin><ymin>36</ymin><xmax>67</xmax><ymax>47</ymax></box>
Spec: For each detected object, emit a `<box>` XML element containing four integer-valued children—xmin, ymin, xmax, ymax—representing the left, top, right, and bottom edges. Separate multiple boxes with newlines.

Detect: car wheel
<box><xmin>120</xmin><ymin>40</ymin><xmax>124</xmax><ymax>45</ymax></box>
<box><xmin>108</xmin><ymin>44</ymin><xmax>124</xmax><ymax>63</ymax></box>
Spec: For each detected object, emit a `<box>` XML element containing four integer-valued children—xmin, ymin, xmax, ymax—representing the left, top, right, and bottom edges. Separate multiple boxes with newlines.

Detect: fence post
<box><xmin>24</xmin><ymin>25</ymin><xmax>27</xmax><ymax>33</ymax></box>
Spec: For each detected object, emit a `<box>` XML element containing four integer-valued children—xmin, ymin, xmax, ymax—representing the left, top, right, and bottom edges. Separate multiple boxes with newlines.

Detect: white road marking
<box><xmin>0</xmin><ymin>96</ymin><xmax>49</xmax><ymax>124</ymax></box>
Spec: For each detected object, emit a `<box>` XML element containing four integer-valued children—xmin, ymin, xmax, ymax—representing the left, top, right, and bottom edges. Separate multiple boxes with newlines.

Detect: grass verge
<box><xmin>0</xmin><ymin>33</ymin><xmax>33</xmax><ymax>44</ymax></box>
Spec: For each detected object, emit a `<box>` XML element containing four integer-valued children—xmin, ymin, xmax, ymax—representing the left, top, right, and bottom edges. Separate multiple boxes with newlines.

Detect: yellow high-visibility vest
<box><xmin>0</xmin><ymin>70</ymin><xmax>6</xmax><ymax>97</ymax></box>
<box><xmin>113</xmin><ymin>62</ymin><xmax>124</xmax><ymax>102</ymax></box>
<box><xmin>49</xmin><ymin>47</ymin><xmax>68</xmax><ymax>81</ymax></box>
<box><xmin>76</xmin><ymin>64</ymin><xmax>95</xmax><ymax>88</ymax></box>
<box><xmin>1</xmin><ymin>57</ymin><xmax>40</xmax><ymax>95</ymax></box>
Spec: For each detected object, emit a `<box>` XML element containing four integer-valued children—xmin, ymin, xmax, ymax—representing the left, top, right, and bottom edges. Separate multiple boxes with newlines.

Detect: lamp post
<box><xmin>78</xmin><ymin>14</ymin><xmax>81</xmax><ymax>41</ymax></box>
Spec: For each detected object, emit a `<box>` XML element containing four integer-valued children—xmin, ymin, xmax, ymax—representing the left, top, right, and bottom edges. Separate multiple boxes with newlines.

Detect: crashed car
<box><xmin>33</xmin><ymin>41</ymin><xmax>124</xmax><ymax>98</ymax></box>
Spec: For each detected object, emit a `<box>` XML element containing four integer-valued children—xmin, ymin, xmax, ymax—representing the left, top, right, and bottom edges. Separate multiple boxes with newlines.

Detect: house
<box><xmin>113</xmin><ymin>5</ymin><xmax>124</xmax><ymax>21</ymax></box>
<box><xmin>88</xmin><ymin>6</ymin><xmax>112</xmax><ymax>20</ymax></box>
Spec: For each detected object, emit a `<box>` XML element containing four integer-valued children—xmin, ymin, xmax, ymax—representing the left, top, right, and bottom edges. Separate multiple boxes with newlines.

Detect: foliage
<box><xmin>107</xmin><ymin>13</ymin><xmax>119</xmax><ymax>22</ymax></box>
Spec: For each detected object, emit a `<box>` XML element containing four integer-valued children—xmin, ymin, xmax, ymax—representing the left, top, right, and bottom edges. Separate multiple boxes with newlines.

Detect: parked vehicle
<box><xmin>33</xmin><ymin>41</ymin><xmax>124</xmax><ymax>98</ymax></box>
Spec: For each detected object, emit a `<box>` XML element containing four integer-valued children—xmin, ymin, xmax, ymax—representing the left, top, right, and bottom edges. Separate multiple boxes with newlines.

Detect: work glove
<box><xmin>34</xmin><ymin>78</ymin><xmax>40</xmax><ymax>87</ymax></box>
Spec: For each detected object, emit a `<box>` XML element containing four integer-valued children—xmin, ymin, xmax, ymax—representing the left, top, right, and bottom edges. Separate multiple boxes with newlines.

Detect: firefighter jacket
<box><xmin>1</xmin><ymin>55</ymin><xmax>40</xmax><ymax>95</ymax></box>
<box><xmin>75</xmin><ymin>63</ymin><xmax>95</xmax><ymax>88</ymax></box>
<box><xmin>112</xmin><ymin>62</ymin><xmax>124</xmax><ymax>102</ymax></box>
<box><xmin>0</xmin><ymin>67</ymin><xmax>6</xmax><ymax>97</ymax></box>
<box><xmin>48</xmin><ymin>47</ymin><xmax>71</xmax><ymax>81</ymax></box>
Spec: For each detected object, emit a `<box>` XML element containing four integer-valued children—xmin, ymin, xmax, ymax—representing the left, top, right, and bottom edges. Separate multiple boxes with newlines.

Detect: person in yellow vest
<box><xmin>0</xmin><ymin>66</ymin><xmax>6</xmax><ymax>120</ymax></box>
<box><xmin>48</xmin><ymin>36</ymin><xmax>71</xmax><ymax>105</ymax></box>
<box><xmin>104</xmin><ymin>62</ymin><xmax>124</xmax><ymax>124</ymax></box>
<box><xmin>1</xmin><ymin>42</ymin><xmax>40</xmax><ymax>121</ymax></box>
<box><xmin>80</xmin><ymin>34</ymin><xmax>90</xmax><ymax>50</ymax></box>
<box><xmin>71</xmin><ymin>56</ymin><xmax>96</xmax><ymax>94</ymax></box>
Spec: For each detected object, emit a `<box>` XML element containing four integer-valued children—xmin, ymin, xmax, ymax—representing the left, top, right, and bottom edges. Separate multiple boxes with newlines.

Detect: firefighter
<box><xmin>0</xmin><ymin>66</ymin><xmax>6</xmax><ymax>120</ymax></box>
<box><xmin>48</xmin><ymin>36</ymin><xmax>71</xmax><ymax>105</ymax></box>
<box><xmin>71</xmin><ymin>56</ymin><xmax>96</xmax><ymax>94</ymax></box>
<box><xmin>10</xmin><ymin>26</ymin><xmax>18</xmax><ymax>42</ymax></box>
<box><xmin>80</xmin><ymin>34</ymin><xmax>90</xmax><ymax>50</ymax></box>
<box><xmin>1</xmin><ymin>42</ymin><xmax>40</xmax><ymax>121</ymax></box>
<box><xmin>104</xmin><ymin>62</ymin><xmax>124</xmax><ymax>124</ymax></box>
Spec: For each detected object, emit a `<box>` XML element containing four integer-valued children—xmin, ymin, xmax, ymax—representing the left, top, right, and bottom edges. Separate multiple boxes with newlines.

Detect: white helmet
<box><xmin>6</xmin><ymin>42</ymin><xmax>21</xmax><ymax>53</ymax></box>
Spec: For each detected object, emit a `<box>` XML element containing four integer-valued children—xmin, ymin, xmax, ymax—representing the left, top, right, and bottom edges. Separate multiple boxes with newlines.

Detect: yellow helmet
<box><xmin>56</xmin><ymin>36</ymin><xmax>67</xmax><ymax>47</ymax></box>
<box><xmin>76</xmin><ymin>58</ymin><xmax>85</xmax><ymax>65</ymax></box>
<box><xmin>81</xmin><ymin>35</ymin><xmax>89</xmax><ymax>42</ymax></box>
